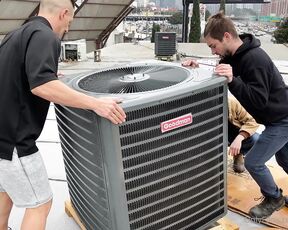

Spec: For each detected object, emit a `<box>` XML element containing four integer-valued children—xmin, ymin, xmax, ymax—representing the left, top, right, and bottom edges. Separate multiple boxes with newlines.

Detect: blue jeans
<box><xmin>244</xmin><ymin>116</ymin><xmax>288</xmax><ymax>198</ymax></box>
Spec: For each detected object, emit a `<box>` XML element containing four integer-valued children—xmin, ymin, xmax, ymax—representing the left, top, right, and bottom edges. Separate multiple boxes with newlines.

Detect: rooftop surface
<box><xmin>8</xmin><ymin>41</ymin><xmax>288</xmax><ymax>230</ymax></box>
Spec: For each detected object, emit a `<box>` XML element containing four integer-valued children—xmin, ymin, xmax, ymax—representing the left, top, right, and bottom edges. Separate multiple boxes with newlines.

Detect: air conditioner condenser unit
<box><xmin>55</xmin><ymin>63</ymin><xmax>228</xmax><ymax>230</ymax></box>
<box><xmin>155</xmin><ymin>32</ymin><xmax>176</xmax><ymax>57</ymax></box>
<box><xmin>60</xmin><ymin>40</ymin><xmax>87</xmax><ymax>62</ymax></box>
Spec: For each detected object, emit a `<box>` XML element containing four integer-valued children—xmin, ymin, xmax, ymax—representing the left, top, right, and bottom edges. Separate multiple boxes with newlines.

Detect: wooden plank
<box><xmin>65</xmin><ymin>200</ymin><xmax>86</xmax><ymax>230</ymax></box>
<box><xmin>207</xmin><ymin>217</ymin><xmax>239</xmax><ymax>230</ymax></box>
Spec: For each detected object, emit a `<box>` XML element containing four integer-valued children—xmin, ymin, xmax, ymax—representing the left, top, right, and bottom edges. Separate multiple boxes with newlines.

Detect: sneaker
<box><xmin>233</xmin><ymin>154</ymin><xmax>245</xmax><ymax>173</ymax></box>
<box><xmin>249</xmin><ymin>189</ymin><xmax>285</xmax><ymax>219</ymax></box>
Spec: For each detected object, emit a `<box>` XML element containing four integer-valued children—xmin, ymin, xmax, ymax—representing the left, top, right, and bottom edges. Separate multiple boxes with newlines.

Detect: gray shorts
<box><xmin>0</xmin><ymin>149</ymin><xmax>53</xmax><ymax>208</ymax></box>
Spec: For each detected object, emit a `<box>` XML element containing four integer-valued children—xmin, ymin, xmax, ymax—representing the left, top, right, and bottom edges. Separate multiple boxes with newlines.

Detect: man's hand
<box><xmin>93</xmin><ymin>97</ymin><xmax>126</xmax><ymax>125</ymax></box>
<box><xmin>181</xmin><ymin>59</ymin><xmax>199</xmax><ymax>68</ymax></box>
<box><xmin>228</xmin><ymin>135</ymin><xmax>245</xmax><ymax>156</ymax></box>
<box><xmin>214</xmin><ymin>64</ymin><xmax>233</xmax><ymax>83</ymax></box>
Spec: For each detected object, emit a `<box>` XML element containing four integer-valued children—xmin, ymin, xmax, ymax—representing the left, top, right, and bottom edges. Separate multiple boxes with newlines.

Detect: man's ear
<box><xmin>59</xmin><ymin>8</ymin><xmax>68</xmax><ymax>20</ymax></box>
<box><xmin>223</xmin><ymin>32</ymin><xmax>232</xmax><ymax>41</ymax></box>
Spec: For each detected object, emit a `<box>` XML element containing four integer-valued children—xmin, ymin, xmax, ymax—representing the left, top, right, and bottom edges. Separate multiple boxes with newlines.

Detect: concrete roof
<box><xmin>58</xmin><ymin>41</ymin><xmax>288</xmax><ymax>81</ymax></box>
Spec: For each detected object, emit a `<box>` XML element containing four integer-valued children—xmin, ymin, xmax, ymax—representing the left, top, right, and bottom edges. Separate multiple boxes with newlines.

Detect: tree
<box><xmin>189</xmin><ymin>0</ymin><xmax>201</xmax><ymax>43</ymax></box>
<box><xmin>151</xmin><ymin>23</ymin><xmax>160</xmax><ymax>43</ymax></box>
<box><xmin>219</xmin><ymin>0</ymin><xmax>226</xmax><ymax>14</ymax></box>
<box><xmin>205</xmin><ymin>9</ymin><xmax>211</xmax><ymax>21</ymax></box>
<box><xmin>168</xmin><ymin>11</ymin><xmax>183</xmax><ymax>25</ymax></box>
<box><xmin>273</xmin><ymin>17</ymin><xmax>288</xmax><ymax>44</ymax></box>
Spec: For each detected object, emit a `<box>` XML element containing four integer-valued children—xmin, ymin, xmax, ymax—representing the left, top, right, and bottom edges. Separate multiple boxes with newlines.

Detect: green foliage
<box><xmin>151</xmin><ymin>23</ymin><xmax>161</xmax><ymax>43</ymax></box>
<box><xmin>168</xmin><ymin>11</ymin><xmax>183</xmax><ymax>25</ymax></box>
<box><xmin>219</xmin><ymin>0</ymin><xmax>226</xmax><ymax>14</ymax></box>
<box><xmin>273</xmin><ymin>17</ymin><xmax>288</xmax><ymax>44</ymax></box>
<box><xmin>205</xmin><ymin>9</ymin><xmax>211</xmax><ymax>21</ymax></box>
<box><xmin>189</xmin><ymin>0</ymin><xmax>201</xmax><ymax>43</ymax></box>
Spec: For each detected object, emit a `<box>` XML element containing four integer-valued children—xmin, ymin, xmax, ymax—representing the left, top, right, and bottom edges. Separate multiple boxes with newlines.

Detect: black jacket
<box><xmin>222</xmin><ymin>34</ymin><xmax>288</xmax><ymax>125</ymax></box>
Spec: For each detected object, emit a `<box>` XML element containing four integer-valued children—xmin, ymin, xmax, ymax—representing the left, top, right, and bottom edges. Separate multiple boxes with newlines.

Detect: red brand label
<box><xmin>160</xmin><ymin>113</ymin><xmax>193</xmax><ymax>133</ymax></box>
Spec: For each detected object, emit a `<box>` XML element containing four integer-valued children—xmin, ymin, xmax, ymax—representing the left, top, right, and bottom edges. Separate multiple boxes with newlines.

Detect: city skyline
<box><xmin>133</xmin><ymin>0</ymin><xmax>287</xmax><ymax>18</ymax></box>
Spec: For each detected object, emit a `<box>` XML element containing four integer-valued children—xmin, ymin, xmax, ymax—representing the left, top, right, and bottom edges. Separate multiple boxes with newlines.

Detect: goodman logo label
<box><xmin>160</xmin><ymin>113</ymin><xmax>193</xmax><ymax>133</ymax></box>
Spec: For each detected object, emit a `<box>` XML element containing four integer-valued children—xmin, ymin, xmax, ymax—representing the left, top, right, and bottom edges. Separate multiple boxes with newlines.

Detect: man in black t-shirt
<box><xmin>0</xmin><ymin>0</ymin><xmax>126</xmax><ymax>229</ymax></box>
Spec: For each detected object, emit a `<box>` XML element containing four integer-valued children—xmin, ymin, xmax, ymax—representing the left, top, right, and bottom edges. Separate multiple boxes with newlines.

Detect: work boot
<box><xmin>233</xmin><ymin>154</ymin><xmax>245</xmax><ymax>173</ymax></box>
<box><xmin>249</xmin><ymin>189</ymin><xmax>285</xmax><ymax>219</ymax></box>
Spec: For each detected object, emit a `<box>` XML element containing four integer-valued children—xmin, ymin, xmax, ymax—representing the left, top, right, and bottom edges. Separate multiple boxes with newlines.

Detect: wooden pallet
<box><xmin>65</xmin><ymin>200</ymin><xmax>239</xmax><ymax>230</ymax></box>
<box><xmin>65</xmin><ymin>200</ymin><xmax>86</xmax><ymax>230</ymax></box>
<box><xmin>206</xmin><ymin>217</ymin><xmax>239</xmax><ymax>230</ymax></box>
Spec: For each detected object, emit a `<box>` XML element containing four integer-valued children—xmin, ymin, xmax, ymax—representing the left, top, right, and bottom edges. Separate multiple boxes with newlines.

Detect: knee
<box><xmin>22</xmin><ymin>199</ymin><xmax>52</xmax><ymax>230</ymax></box>
<box><xmin>33</xmin><ymin>199</ymin><xmax>53</xmax><ymax>218</ymax></box>
<box><xmin>244</xmin><ymin>159</ymin><xmax>252</xmax><ymax>171</ymax></box>
<box><xmin>42</xmin><ymin>199</ymin><xmax>52</xmax><ymax>216</ymax></box>
<box><xmin>244</xmin><ymin>156</ymin><xmax>259</xmax><ymax>172</ymax></box>
<box><xmin>0</xmin><ymin>194</ymin><xmax>13</xmax><ymax>220</ymax></box>
<box><xmin>244</xmin><ymin>158</ymin><xmax>267</xmax><ymax>175</ymax></box>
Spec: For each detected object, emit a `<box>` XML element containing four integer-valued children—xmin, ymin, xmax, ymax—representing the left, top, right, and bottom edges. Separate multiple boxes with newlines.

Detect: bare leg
<box><xmin>0</xmin><ymin>192</ymin><xmax>13</xmax><ymax>230</ymax></box>
<box><xmin>21</xmin><ymin>199</ymin><xmax>52</xmax><ymax>230</ymax></box>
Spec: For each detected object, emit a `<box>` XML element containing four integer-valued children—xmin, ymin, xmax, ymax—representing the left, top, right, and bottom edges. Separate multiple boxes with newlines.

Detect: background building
<box><xmin>261</xmin><ymin>0</ymin><xmax>288</xmax><ymax>17</ymax></box>
<box><xmin>136</xmin><ymin>0</ymin><xmax>149</xmax><ymax>8</ymax></box>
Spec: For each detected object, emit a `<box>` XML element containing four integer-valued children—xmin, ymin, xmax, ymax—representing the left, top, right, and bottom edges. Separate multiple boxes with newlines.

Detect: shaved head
<box><xmin>39</xmin><ymin>0</ymin><xmax>74</xmax><ymax>15</ymax></box>
<box><xmin>38</xmin><ymin>0</ymin><xmax>75</xmax><ymax>38</ymax></box>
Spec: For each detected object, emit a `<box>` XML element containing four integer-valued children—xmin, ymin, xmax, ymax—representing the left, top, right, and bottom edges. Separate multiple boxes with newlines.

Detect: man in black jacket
<box><xmin>202</xmin><ymin>12</ymin><xmax>288</xmax><ymax>219</ymax></box>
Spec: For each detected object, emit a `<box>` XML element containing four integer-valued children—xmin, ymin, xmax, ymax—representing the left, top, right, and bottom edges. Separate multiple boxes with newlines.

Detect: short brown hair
<box><xmin>204</xmin><ymin>12</ymin><xmax>238</xmax><ymax>41</ymax></box>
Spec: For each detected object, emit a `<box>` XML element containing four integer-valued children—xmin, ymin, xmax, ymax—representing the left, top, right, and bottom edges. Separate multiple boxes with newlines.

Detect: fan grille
<box><xmin>77</xmin><ymin>65</ymin><xmax>191</xmax><ymax>94</ymax></box>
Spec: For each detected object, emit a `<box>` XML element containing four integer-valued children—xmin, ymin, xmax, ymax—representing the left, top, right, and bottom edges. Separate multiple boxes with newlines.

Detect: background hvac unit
<box><xmin>155</xmin><ymin>32</ymin><xmax>176</xmax><ymax>56</ymax></box>
<box><xmin>60</xmin><ymin>39</ymin><xmax>87</xmax><ymax>62</ymax></box>
<box><xmin>55</xmin><ymin>63</ymin><xmax>228</xmax><ymax>230</ymax></box>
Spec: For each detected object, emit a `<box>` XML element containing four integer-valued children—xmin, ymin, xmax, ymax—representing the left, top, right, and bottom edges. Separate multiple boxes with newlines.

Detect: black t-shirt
<box><xmin>0</xmin><ymin>16</ymin><xmax>59</xmax><ymax>160</ymax></box>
